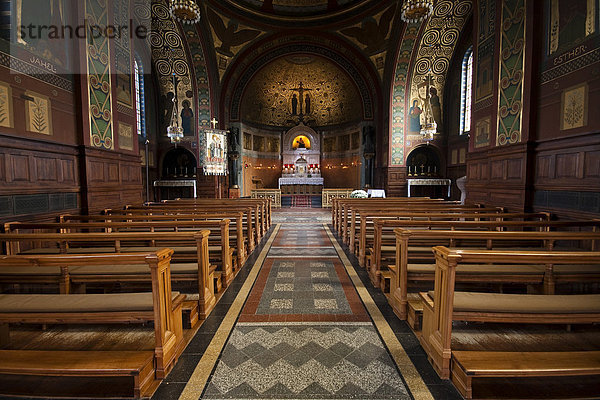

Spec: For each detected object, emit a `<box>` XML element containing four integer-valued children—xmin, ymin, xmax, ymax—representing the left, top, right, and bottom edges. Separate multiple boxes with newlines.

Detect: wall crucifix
<box><xmin>290</xmin><ymin>82</ymin><xmax>313</xmax><ymax>119</ymax></box>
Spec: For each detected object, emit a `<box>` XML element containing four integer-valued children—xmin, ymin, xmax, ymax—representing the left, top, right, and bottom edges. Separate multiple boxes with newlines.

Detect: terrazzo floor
<box><xmin>151</xmin><ymin>209</ymin><xmax>462</xmax><ymax>400</ymax></box>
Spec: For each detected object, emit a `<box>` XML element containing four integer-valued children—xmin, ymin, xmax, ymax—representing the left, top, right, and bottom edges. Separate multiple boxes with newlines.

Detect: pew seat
<box><xmin>0</xmin><ymin>292</ymin><xmax>183</xmax><ymax>314</ymax></box>
<box><xmin>0</xmin><ymin>350</ymin><xmax>156</xmax><ymax>398</ymax></box>
<box><xmin>424</xmin><ymin>291</ymin><xmax>600</xmax><ymax>316</ymax></box>
<box><xmin>451</xmin><ymin>351</ymin><xmax>600</xmax><ymax>399</ymax></box>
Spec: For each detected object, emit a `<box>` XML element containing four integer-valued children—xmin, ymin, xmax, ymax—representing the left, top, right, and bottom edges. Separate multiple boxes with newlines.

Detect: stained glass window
<box><xmin>134</xmin><ymin>57</ymin><xmax>145</xmax><ymax>137</ymax></box>
<box><xmin>460</xmin><ymin>46</ymin><xmax>473</xmax><ymax>135</ymax></box>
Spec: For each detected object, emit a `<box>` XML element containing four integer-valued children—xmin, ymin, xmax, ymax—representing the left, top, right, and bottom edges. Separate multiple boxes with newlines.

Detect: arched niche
<box><xmin>406</xmin><ymin>145</ymin><xmax>444</xmax><ymax>177</ymax></box>
<box><xmin>161</xmin><ymin>147</ymin><xmax>197</xmax><ymax>178</ymax></box>
<box><xmin>282</xmin><ymin>123</ymin><xmax>320</xmax><ymax>166</ymax></box>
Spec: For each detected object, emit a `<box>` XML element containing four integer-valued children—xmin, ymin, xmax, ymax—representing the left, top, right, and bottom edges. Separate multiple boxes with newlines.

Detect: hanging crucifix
<box><xmin>290</xmin><ymin>82</ymin><xmax>313</xmax><ymax>120</ymax></box>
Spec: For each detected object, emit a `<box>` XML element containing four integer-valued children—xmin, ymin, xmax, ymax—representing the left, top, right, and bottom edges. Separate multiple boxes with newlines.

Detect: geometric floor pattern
<box><xmin>254</xmin><ymin>260</ymin><xmax>353</xmax><ymax>315</ymax></box>
<box><xmin>203</xmin><ymin>323</ymin><xmax>410</xmax><ymax>399</ymax></box>
<box><xmin>202</xmin><ymin>222</ymin><xmax>411</xmax><ymax>399</ymax></box>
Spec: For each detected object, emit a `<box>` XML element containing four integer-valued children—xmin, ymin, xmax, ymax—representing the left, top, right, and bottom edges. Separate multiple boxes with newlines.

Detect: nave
<box><xmin>153</xmin><ymin>208</ymin><xmax>450</xmax><ymax>400</ymax></box>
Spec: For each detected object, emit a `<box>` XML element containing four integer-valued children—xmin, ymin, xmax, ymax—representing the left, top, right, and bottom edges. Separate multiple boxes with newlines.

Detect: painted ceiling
<box><xmin>216</xmin><ymin>0</ymin><xmax>379</xmax><ymax>18</ymax></box>
<box><xmin>240</xmin><ymin>54</ymin><xmax>363</xmax><ymax>127</ymax></box>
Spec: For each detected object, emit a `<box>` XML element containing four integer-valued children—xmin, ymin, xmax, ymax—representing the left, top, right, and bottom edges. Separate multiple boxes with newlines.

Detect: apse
<box><xmin>235</xmin><ymin>53</ymin><xmax>368</xmax><ymax>196</ymax></box>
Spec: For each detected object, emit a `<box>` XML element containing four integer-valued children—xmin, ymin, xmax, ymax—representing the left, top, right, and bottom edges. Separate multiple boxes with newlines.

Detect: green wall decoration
<box><xmin>86</xmin><ymin>0</ymin><xmax>114</xmax><ymax>150</ymax></box>
<box><xmin>496</xmin><ymin>0</ymin><xmax>525</xmax><ymax>146</ymax></box>
<box><xmin>391</xmin><ymin>25</ymin><xmax>419</xmax><ymax>166</ymax></box>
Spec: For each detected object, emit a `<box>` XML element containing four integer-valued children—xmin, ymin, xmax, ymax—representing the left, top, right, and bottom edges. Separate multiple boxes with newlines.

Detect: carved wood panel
<box><xmin>11</xmin><ymin>154</ymin><xmax>30</xmax><ymax>182</ymax></box>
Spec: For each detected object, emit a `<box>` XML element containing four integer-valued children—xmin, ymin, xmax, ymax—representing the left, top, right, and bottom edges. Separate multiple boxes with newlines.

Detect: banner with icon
<box><xmin>203</xmin><ymin>129</ymin><xmax>228</xmax><ymax>175</ymax></box>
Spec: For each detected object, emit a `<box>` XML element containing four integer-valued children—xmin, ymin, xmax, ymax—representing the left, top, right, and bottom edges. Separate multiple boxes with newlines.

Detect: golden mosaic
<box><xmin>240</xmin><ymin>55</ymin><xmax>363</xmax><ymax>127</ymax></box>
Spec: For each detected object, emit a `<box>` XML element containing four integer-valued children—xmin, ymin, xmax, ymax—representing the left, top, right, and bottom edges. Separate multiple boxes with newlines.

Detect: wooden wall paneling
<box><xmin>80</xmin><ymin>146</ymin><xmax>143</xmax><ymax>213</ymax></box>
<box><xmin>35</xmin><ymin>157</ymin><xmax>58</xmax><ymax>182</ymax></box>
<box><xmin>10</xmin><ymin>154</ymin><xmax>31</xmax><ymax>182</ymax></box>
<box><xmin>555</xmin><ymin>153</ymin><xmax>579</xmax><ymax>179</ymax></box>
<box><xmin>585</xmin><ymin>150</ymin><xmax>600</xmax><ymax>179</ymax></box>
<box><xmin>0</xmin><ymin>153</ymin><xmax>5</xmax><ymax>181</ymax></box>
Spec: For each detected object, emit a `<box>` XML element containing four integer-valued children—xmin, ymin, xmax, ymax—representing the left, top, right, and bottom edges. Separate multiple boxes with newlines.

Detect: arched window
<box><xmin>134</xmin><ymin>57</ymin><xmax>146</xmax><ymax>137</ymax></box>
<box><xmin>460</xmin><ymin>46</ymin><xmax>473</xmax><ymax>135</ymax></box>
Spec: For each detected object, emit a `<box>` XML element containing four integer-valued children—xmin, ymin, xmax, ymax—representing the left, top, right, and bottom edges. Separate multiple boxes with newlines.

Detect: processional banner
<box><xmin>203</xmin><ymin>129</ymin><xmax>228</xmax><ymax>175</ymax></box>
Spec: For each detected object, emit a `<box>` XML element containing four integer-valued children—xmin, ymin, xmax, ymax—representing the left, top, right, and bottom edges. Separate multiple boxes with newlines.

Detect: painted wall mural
<box><xmin>86</xmin><ymin>0</ymin><xmax>113</xmax><ymax>150</ymax></box>
<box><xmin>118</xmin><ymin>122</ymin><xmax>133</xmax><ymax>150</ymax></box>
<box><xmin>25</xmin><ymin>91</ymin><xmax>52</xmax><ymax>135</ymax></box>
<box><xmin>206</xmin><ymin>6</ymin><xmax>264</xmax><ymax>82</ymax></box>
<box><xmin>114</xmin><ymin>0</ymin><xmax>132</xmax><ymax>110</ymax></box>
<box><xmin>561</xmin><ymin>83</ymin><xmax>588</xmax><ymax>130</ymax></box>
<box><xmin>390</xmin><ymin>25</ymin><xmax>419</xmax><ymax>166</ymax></box>
<box><xmin>0</xmin><ymin>81</ymin><xmax>13</xmax><ymax>128</ymax></box>
<box><xmin>541</xmin><ymin>0</ymin><xmax>600</xmax><ymax>84</ymax></box>
<box><xmin>475</xmin><ymin>0</ymin><xmax>495</xmax><ymax>106</ymax></box>
<box><xmin>496</xmin><ymin>0</ymin><xmax>525</xmax><ymax>146</ymax></box>
<box><xmin>339</xmin><ymin>4</ymin><xmax>396</xmax><ymax>80</ymax></box>
<box><xmin>409</xmin><ymin>0</ymin><xmax>472</xmax><ymax>135</ymax></box>
<box><xmin>151</xmin><ymin>0</ymin><xmax>195</xmax><ymax>138</ymax></box>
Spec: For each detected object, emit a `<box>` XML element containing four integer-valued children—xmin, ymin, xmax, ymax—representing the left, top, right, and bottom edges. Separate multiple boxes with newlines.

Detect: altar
<box><xmin>407</xmin><ymin>178</ymin><xmax>451</xmax><ymax>198</ymax></box>
<box><xmin>278</xmin><ymin>124</ymin><xmax>324</xmax><ymax>195</ymax></box>
<box><xmin>278</xmin><ymin>177</ymin><xmax>324</xmax><ymax>195</ymax></box>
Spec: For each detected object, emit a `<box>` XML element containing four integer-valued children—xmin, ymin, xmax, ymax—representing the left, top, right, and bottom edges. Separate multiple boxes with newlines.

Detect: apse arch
<box><xmin>220</xmin><ymin>33</ymin><xmax>380</xmax><ymax>125</ymax></box>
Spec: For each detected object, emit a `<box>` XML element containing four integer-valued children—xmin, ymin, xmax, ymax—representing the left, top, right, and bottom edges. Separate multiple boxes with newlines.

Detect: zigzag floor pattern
<box><xmin>201</xmin><ymin>224</ymin><xmax>411</xmax><ymax>399</ymax></box>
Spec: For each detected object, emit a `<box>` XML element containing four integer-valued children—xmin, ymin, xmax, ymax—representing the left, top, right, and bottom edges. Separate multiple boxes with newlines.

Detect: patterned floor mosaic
<box><xmin>272</xmin><ymin>209</ymin><xmax>331</xmax><ymax>224</ymax></box>
<box><xmin>201</xmin><ymin>223</ymin><xmax>412</xmax><ymax>399</ymax></box>
<box><xmin>203</xmin><ymin>323</ymin><xmax>410</xmax><ymax>399</ymax></box>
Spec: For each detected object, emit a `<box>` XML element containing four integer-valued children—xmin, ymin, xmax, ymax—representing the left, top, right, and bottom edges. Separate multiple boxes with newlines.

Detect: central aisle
<box><xmin>166</xmin><ymin>210</ymin><xmax>443</xmax><ymax>400</ymax></box>
<box><xmin>203</xmin><ymin>223</ymin><xmax>408</xmax><ymax>399</ymax></box>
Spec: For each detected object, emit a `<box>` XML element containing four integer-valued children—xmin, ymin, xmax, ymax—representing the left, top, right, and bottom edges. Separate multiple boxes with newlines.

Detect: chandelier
<box><xmin>420</xmin><ymin>73</ymin><xmax>437</xmax><ymax>141</ymax></box>
<box><xmin>170</xmin><ymin>0</ymin><xmax>201</xmax><ymax>24</ymax></box>
<box><xmin>400</xmin><ymin>0</ymin><xmax>434</xmax><ymax>24</ymax></box>
<box><xmin>167</xmin><ymin>74</ymin><xmax>184</xmax><ymax>146</ymax></box>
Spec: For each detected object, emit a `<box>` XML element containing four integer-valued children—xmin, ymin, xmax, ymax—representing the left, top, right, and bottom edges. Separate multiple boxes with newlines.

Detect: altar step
<box><xmin>282</xmin><ymin>195</ymin><xmax>322</xmax><ymax>208</ymax></box>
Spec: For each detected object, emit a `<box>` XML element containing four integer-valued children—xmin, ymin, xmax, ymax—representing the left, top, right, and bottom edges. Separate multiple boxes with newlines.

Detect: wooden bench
<box><xmin>6</xmin><ymin>219</ymin><xmax>236</xmax><ymax>284</ymax></box>
<box><xmin>348</xmin><ymin>206</ymin><xmax>505</xmax><ymax>253</ymax></box>
<box><xmin>0</xmin><ymin>350</ymin><xmax>156</xmax><ymax>398</ymax></box>
<box><xmin>62</xmin><ymin>210</ymin><xmax>251</xmax><ymax>260</ymax></box>
<box><xmin>420</xmin><ymin>247</ymin><xmax>600</xmax><ymax>379</ymax></box>
<box><xmin>451</xmin><ymin>350</ymin><xmax>600</xmax><ymax>399</ymax></box>
<box><xmin>331</xmin><ymin>197</ymin><xmax>440</xmax><ymax>233</ymax></box>
<box><xmin>389</xmin><ymin>229</ymin><xmax>600</xmax><ymax>324</ymax></box>
<box><xmin>0</xmin><ymin>230</ymin><xmax>217</xmax><ymax>319</ymax></box>
<box><xmin>357</xmin><ymin>210</ymin><xmax>549</xmax><ymax>268</ymax></box>
<box><xmin>0</xmin><ymin>249</ymin><xmax>184</xmax><ymax>379</ymax></box>
<box><xmin>119</xmin><ymin>204</ymin><xmax>260</xmax><ymax>249</ymax></box>
<box><xmin>137</xmin><ymin>197</ymin><xmax>270</xmax><ymax>241</ymax></box>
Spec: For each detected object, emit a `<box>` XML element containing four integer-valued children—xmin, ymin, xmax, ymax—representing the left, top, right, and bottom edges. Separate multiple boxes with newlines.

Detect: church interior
<box><xmin>0</xmin><ymin>0</ymin><xmax>599</xmax><ymax>399</ymax></box>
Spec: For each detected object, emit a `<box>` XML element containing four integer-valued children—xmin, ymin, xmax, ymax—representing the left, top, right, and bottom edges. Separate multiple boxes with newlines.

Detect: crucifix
<box><xmin>210</xmin><ymin>118</ymin><xmax>218</xmax><ymax>129</ymax></box>
<box><xmin>290</xmin><ymin>82</ymin><xmax>313</xmax><ymax>118</ymax></box>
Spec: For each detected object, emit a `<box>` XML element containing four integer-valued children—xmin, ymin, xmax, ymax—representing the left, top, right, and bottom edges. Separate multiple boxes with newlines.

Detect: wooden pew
<box><xmin>331</xmin><ymin>197</ymin><xmax>437</xmax><ymax>233</ymax></box>
<box><xmin>121</xmin><ymin>204</ymin><xmax>260</xmax><ymax>248</ymax></box>
<box><xmin>0</xmin><ymin>249</ymin><xmax>184</xmax><ymax>380</ymax></box>
<box><xmin>6</xmin><ymin>219</ymin><xmax>236</xmax><ymax>284</ymax></box>
<box><xmin>354</xmin><ymin>209</ymin><xmax>543</xmax><ymax>266</ymax></box>
<box><xmin>0</xmin><ymin>231</ymin><xmax>216</xmax><ymax>319</ymax></box>
<box><xmin>451</xmin><ymin>351</ymin><xmax>600</xmax><ymax>399</ymax></box>
<box><xmin>342</xmin><ymin>203</ymin><xmax>495</xmax><ymax>247</ymax></box>
<box><xmin>368</xmin><ymin>212</ymin><xmax>552</xmax><ymax>274</ymax></box>
<box><xmin>420</xmin><ymin>247</ymin><xmax>600</xmax><ymax>381</ymax></box>
<box><xmin>164</xmin><ymin>198</ymin><xmax>271</xmax><ymax>233</ymax></box>
<box><xmin>147</xmin><ymin>197</ymin><xmax>270</xmax><ymax>238</ymax></box>
<box><xmin>62</xmin><ymin>210</ymin><xmax>251</xmax><ymax>258</ymax></box>
<box><xmin>334</xmin><ymin>198</ymin><xmax>455</xmax><ymax>239</ymax></box>
<box><xmin>391</xmin><ymin>229</ymin><xmax>600</xmax><ymax>324</ymax></box>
